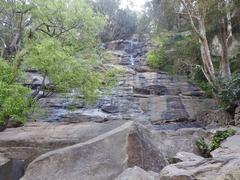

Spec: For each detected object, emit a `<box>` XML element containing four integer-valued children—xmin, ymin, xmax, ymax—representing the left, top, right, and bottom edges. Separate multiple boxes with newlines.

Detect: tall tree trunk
<box><xmin>219</xmin><ymin>22</ymin><xmax>231</xmax><ymax>78</ymax></box>
<box><xmin>218</xmin><ymin>2</ymin><xmax>232</xmax><ymax>78</ymax></box>
<box><xmin>198</xmin><ymin>18</ymin><xmax>215</xmax><ymax>84</ymax></box>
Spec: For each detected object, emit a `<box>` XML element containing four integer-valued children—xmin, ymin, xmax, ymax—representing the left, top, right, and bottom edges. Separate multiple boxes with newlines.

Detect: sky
<box><xmin>120</xmin><ymin>0</ymin><xmax>147</xmax><ymax>12</ymax></box>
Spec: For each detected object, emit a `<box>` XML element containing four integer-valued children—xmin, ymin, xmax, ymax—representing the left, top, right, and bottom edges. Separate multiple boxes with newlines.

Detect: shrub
<box><xmin>216</xmin><ymin>75</ymin><xmax>240</xmax><ymax>108</ymax></box>
<box><xmin>148</xmin><ymin>34</ymin><xmax>201</xmax><ymax>75</ymax></box>
<box><xmin>196</xmin><ymin>129</ymin><xmax>236</xmax><ymax>157</ymax></box>
<box><xmin>147</xmin><ymin>46</ymin><xmax>166</xmax><ymax>69</ymax></box>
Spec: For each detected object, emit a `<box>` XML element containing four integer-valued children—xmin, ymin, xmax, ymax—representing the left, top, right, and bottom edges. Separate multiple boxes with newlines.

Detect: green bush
<box><xmin>196</xmin><ymin>129</ymin><xmax>236</xmax><ymax>157</ymax></box>
<box><xmin>216</xmin><ymin>75</ymin><xmax>240</xmax><ymax>108</ymax></box>
<box><xmin>147</xmin><ymin>46</ymin><xmax>166</xmax><ymax>69</ymax></box>
<box><xmin>148</xmin><ymin>34</ymin><xmax>201</xmax><ymax>75</ymax></box>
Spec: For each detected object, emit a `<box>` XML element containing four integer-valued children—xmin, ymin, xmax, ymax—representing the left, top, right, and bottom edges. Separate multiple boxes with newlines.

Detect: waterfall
<box><xmin>129</xmin><ymin>40</ymin><xmax>135</xmax><ymax>66</ymax></box>
<box><xmin>130</xmin><ymin>55</ymin><xmax>134</xmax><ymax>65</ymax></box>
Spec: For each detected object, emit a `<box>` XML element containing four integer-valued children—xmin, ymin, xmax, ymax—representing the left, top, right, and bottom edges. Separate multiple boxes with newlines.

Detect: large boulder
<box><xmin>211</xmin><ymin>35</ymin><xmax>240</xmax><ymax>58</ymax></box>
<box><xmin>115</xmin><ymin>166</ymin><xmax>158</xmax><ymax>180</ymax></box>
<box><xmin>127</xmin><ymin>124</ymin><xmax>167</xmax><ymax>172</ymax></box>
<box><xmin>0</xmin><ymin>121</ymin><xmax>127</xmax><ymax>160</ymax></box>
<box><xmin>21</xmin><ymin>122</ymin><xmax>166</xmax><ymax>180</ymax></box>
<box><xmin>150</xmin><ymin>128</ymin><xmax>212</xmax><ymax>159</ymax></box>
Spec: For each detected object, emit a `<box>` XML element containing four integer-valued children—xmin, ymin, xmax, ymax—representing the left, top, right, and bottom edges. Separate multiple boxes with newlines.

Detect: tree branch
<box><xmin>180</xmin><ymin>0</ymin><xmax>204</xmax><ymax>41</ymax></box>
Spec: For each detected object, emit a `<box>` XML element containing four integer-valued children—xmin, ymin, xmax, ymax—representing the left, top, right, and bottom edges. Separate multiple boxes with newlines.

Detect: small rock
<box><xmin>102</xmin><ymin>105</ymin><xmax>119</xmax><ymax>114</ymax></box>
<box><xmin>173</xmin><ymin>152</ymin><xmax>204</xmax><ymax>163</ymax></box>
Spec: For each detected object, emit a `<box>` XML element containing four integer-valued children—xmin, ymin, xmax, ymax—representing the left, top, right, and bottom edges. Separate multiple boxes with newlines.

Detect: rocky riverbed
<box><xmin>1</xmin><ymin>34</ymin><xmax>240</xmax><ymax>180</ymax></box>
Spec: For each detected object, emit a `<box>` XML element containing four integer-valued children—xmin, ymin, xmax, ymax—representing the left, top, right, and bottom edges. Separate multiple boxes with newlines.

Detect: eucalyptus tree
<box><xmin>179</xmin><ymin>0</ymin><xmax>238</xmax><ymax>85</ymax></box>
<box><xmin>145</xmin><ymin>0</ymin><xmax>181</xmax><ymax>31</ymax></box>
<box><xmin>92</xmin><ymin>0</ymin><xmax>138</xmax><ymax>40</ymax></box>
<box><xmin>0</xmin><ymin>0</ymin><xmax>31</xmax><ymax>58</ymax></box>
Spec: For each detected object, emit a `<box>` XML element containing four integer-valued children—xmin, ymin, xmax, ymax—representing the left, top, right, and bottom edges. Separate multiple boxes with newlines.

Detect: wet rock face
<box><xmin>133</xmin><ymin>85</ymin><xmax>169</xmax><ymax>96</ymax></box>
<box><xmin>27</xmin><ymin>34</ymin><xmax>216</xmax><ymax>129</ymax></box>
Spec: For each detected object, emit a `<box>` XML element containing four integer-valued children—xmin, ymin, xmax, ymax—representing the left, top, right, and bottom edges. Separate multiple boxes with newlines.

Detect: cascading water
<box><xmin>130</xmin><ymin>55</ymin><xmax>134</xmax><ymax>66</ymax></box>
<box><xmin>128</xmin><ymin>40</ymin><xmax>135</xmax><ymax>66</ymax></box>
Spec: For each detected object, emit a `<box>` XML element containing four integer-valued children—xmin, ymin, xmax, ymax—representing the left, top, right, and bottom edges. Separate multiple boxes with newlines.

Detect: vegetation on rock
<box><xmin>196</xmin><ymin>129</ymin><xmax>236</xmax><ymax>157</ymax></box>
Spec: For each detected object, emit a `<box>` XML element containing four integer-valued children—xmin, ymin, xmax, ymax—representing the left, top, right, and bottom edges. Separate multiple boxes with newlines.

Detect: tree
<box><xmin>178</xmin><ymin>0</ymin><xmax>216</xmax><ymax>85</ymax></box>
<box><xmin>92</xmin><ymin>0</ymin><xmax>138</xmax><ymax>40</ymax></box>
<box><xmin>0</xmin><ymin>0</ymin><xmax>118</xmax><ymax>129</ymax></box>
<box><xmin>179</xmin><ymin>0</ymin><xmax>237</xmax><ymax>85</ymax></box>
<box><xmin>0</xmin><ymin>0</ymin><xmax>31</xmax><ymax>58</ymax></box>
<box><xmin>145</xmin><ymin>0</ymin><xmax>181</xmax><ymax>31</ymax></box>
<box><xmin>111</xmin><ymin>8</ymin><xmax>138</xmax><ymax>39</ymax></box>
<box><xmin>24</xmin><ymin>37</ymin><xmax>105</xmax><ymax>102</ymax></box>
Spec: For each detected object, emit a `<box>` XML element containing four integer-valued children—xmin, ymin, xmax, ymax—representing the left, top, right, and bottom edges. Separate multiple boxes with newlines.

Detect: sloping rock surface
<box><xmin>0</xmin><ymin>121</ymin><xmax>126</xmax><ymax>160</ymax></box>
<box><xmin>21</xmin><ymin>121</ymin><xmax>166</xmax><ymax>180</ymax></box>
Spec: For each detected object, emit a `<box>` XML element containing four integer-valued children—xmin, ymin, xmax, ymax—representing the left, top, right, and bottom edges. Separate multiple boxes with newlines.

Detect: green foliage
<box><xmin>0</xmin><ymin>59</ymin><xmax>31</xmax><ymax>125</ymax></box>
<box><xmin>148</xmin><ymin>34</ymin><xmax>201</xmax><ymax>75</ymax></box>
<box><xmin>196</xmin><ymin>129</ymin><xmax>236</xmax><ymax>157</ymax></box>
<box><xmin>30</xmin><ymin>0</ymin><xmax>105</xmax><ymax>50</ymax></box>
<box><xmin>149</xmin><ymin>33</ymin><xmax>214</xmax><ymax>98</ymax></box>
<box><xmin>0</xmin><ymin>0</ymin><xmax>119</xmax><ymax>128</ymax></box>
<box><xmin>147</xmin><ymin>33</ymin><xmax>170</xmax><ymax>70</ymax></box>
<box><xmin>146</xmin><ymin>0</ymin><xmax>180</xmax><ymax>31</ymax></box>
<box><xmin>192</xmin><ymin>66</ymin><xmax>213</xmax><ymax>98</ymax></box>
<box><xmin>216</xmin><ymin>75</ymin><xmax>240</xmax><ymax>108</ymax></box>
<box><xmin>147</xmin><ymin>47</ymin><xmax>166</xmax><ymax>69</ymax></box>
<box><xmin>24</xmin><ymin>38</ymin><xmax>103</xmax><ymax>103</ymax></box>
<box><xmin>172</xmin><ymin>36</ymin><xmax>201</xmax><ymax>64</ymax></box>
